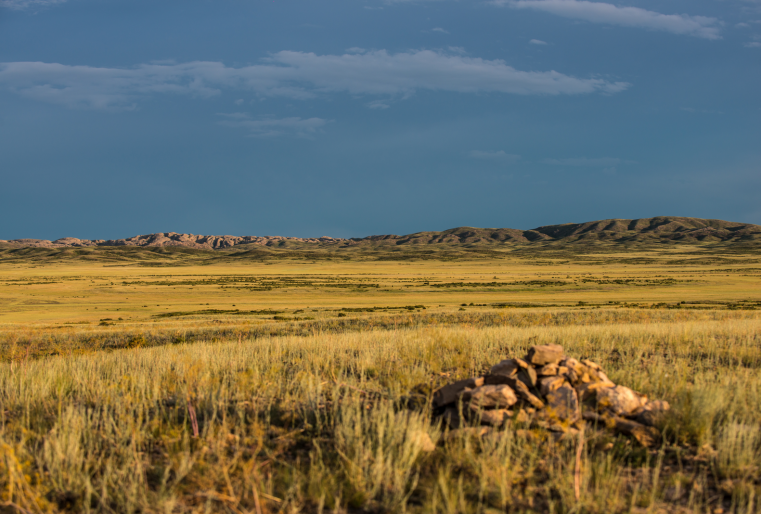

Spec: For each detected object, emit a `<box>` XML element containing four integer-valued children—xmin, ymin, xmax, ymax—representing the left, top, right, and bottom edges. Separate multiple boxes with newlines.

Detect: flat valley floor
<box><xmin>0</xmin><ymin>246</ymin><xmax>759</xmax><ymax>513</ymax></box>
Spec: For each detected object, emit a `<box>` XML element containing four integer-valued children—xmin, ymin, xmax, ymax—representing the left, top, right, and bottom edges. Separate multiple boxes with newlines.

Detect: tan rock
<box><xmin>479</xmin><ymin>409</ymin><xmax>512</xmax><ymax>427</ymax></box>
<box><xmin>581</xmin><ymin>359</ymin><xmax>602</xmax><ymax>371</ymax></box>
<box><xmin>514</xmin><ymin>408</ymin><xmax>531</xmax><ymax>424</ymax></box>
<box><xmin>441</xmin><ymin>407</ymin><xmax>463</xmax><ymax>429</ymax></box>
<box><xmin>633</xmin><ymin>400</ymin><xmax>670</xmax><ymax>427</ymax></box>
<box><xmin>489</xmin><ymin>359</ymin><xmax>519</xmax><ymax>377</ymax></box>
<box><xmin>509</xmin><ymin>378</ymin><xmax>545</xmax><ymax>409</ymax></box>
<box><xmin>444</xmin><ymin>427</ymin><xmax>492</xmax><ymax>442</ymax></box>
<box><xmin>468</xmin><ymin>384</ymin><xmax>518</xmax><ymax>410</ymax></box>
<box><xmin>433</xmin><ymin>377</ymin><xmax>484</xmax><ymax>408</ymax></box>
<box><xmin>517</xmin><ymin>365</ymin><xmax>538</xmax><ymax>388</ymax></box>
<box><xmin>576</xmin><ymin>381</ymin><xmax>614</xmax><ymax>401</ymax></box>
<box><xmin>410</xmin><ymin>430</ymin><xmax>436</xmax><ymax>452</ymax></box>
<box><xmin>596</xmin><ymin>385</ymin><xmax>647</xmax><ymax>416</ymax></box>
<box><xmin>545</xmin><ymin>383</ymin><xmax>580</xmax><ymax>423</ymax></box>
<box><xmin>613</xmin><ymin>417</ymin><xmax>660</xmax><ymax>447</ymax></box>
<box><xmin>527</xmin><ymin>344</ymin><xmax>564</xmax><ymax>366</ymax></box>
<box><xmin>537</xmin><ymin>363</ymin><xmax>559</xmax><ymax>376</ymax></box>
<box><xmin>539</xmin><ymin>376</ymin><xmax>567</xmax><ymax>396</ymax></box>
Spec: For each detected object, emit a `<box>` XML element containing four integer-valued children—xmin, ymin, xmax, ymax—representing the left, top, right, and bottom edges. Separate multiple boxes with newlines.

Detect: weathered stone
<box><xmin>537</xmin><ymin>362</ymin><xmax>559</xmax><ymax>376</ymax></box>
<box><xmin>576</xmin><ymin>381</ymin><xmax>614</xmax><ymax>402</ymax></box>
<box><xmin>539</xmin><ymin>376</ymin><xmax>567</xmax><ymax>396</ymax></box>
<box><xmin>632</xmin><ymin>400</ymin><xmax>670</xmax><ymax>427</ymax></box>
<box><xmin>527</xmin><ymin>344</ymin><xmax>564</xmax><ymax>366</ymax></box>
<box><xmin>410</xmin><ymin>430</ymin><xmax>436</xmax><ymax>452</ymax></box>
<box><xmin>514</xmin><ymin>408</ymin><xmax>531</xmax><ymax>424</ymax></box>
<box><xmin>504</xmin><ymin>377</ymin><xmax>544</xmax><ymax>409</ymax></box>
<box><xmin>458</xmin><ymin>387</ymin><xmax>475</xmax><ymax>403</ymax></box>
<box><xmin>613</xmin><ymin>417</ymin><xmax>660</xmax><ymax>448</ymax></box>
<box><xmin>517</xmin><ymin>365</ymin><xmax>538</xmax><ymax>388</ymax></box>
<box><xmin>433</xmin><ymin>377</ymin><xmax>484</xmax><ymax>408</ymax></box>
<box><xmin>545</xmin><ymin>383</ymin><xmax>580</xmax><ymax>423</ymax></box>
<box><xmin>550</xmin><ymin>427</ymin><xmax>580</xmax><ymax>440</ymax></box>
<box><xmin>581</xmin><ymin>359</ymin><xmax>602</xmax><ymax>371</ymax></box>
<box><xmin>483</xmin><ymin>373</ymin><xmax>511</xmax><ymax>386</ymax></box>
<box><xmin>444</xmin><ymin>426</ymin><xmax>492</xmax><ymax>442</ymax></box>
<box><xmin>442</xmin><ymin>407</ymin><xmax>463</xmax><ymax>429</ymax></box>
<box><xmin>596</xmin><ymin>386</ymin><xmax>647</xmax><ymax>416</ymax></box>
<box><xmin>479</xmin><ymin>409</ymin><xmax>512</xmax><ymax>427</ymax></box>
<box><xmin>468</xmin><ymin>384</ymin><xmax>518</xmax><ymax>410</ymax></box>
<box><xmin>594</xmin><ymin>370</ymin><xmax>615</xmax><ymax>386</ymax></box>
<box><xmin>489</xmin><ymin>359</ymin><xmax>519</xmax><ymax>377</ymax></box>
<box><xmin>514</xmin><ymin>357</ymin><xmax>530</xmax><ymax>369</ymax></box>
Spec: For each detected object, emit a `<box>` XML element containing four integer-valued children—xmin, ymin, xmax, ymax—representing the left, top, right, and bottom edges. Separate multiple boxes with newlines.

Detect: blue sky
<box><xmin>1</xmin><ymin>0</ymin><xmax>759</xmax><ymax>239</ymax></box>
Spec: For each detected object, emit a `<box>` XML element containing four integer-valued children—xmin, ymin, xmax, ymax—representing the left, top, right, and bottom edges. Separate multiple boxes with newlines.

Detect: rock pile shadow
<box><xmin>432</xmin><ymin>344</ymin><xmax>670</xmax><ymax>446</ymax></box>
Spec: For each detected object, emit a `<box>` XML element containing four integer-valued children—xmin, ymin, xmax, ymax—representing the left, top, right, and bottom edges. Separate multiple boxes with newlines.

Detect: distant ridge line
<box><xmin>2</xmin><ymin>216</ymin><xmax>760</xmax><ymax>250</ymax></box>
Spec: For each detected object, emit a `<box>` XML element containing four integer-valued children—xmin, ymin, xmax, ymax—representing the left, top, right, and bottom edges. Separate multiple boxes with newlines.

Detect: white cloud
<box><xmin>542</xmin><ymin>157</ymin><xmax>626</xmax><ymax>166</ymax></box>
<box><xmin>431</xmin><ymin>27</ymin><xmax>450</xmax><ymax>33</ymax></box>
<box><xmin>745</xmin><ymin>41</ymin><xmax>761</xmax><ymax>47</ymax></box>
<box><xmin>529</xmin><ymin>39</ymin><xmax>548</xmax><ymax>44</ymax></box>
<box><xmin>497</xmin><ymin>0</ymin><xmax>722</xmax><ymax>40</ymax></box>
<box><xmin>0</xmin><ymin>50</ymin><xmax>629</xmax><ymax>110</ymax></box>
<box><xmin>469</xmin><ymin>150</ymin><xmax>522</xmax><ymax>164</ymax></box>
<box><xmin>0</xmin><ymin>0</ymin><xmax>65</xmax><ymax>9</ymax></box>
<box><xmin>217</xmin><ymin>113</ymin><xmax>331</xmax><ymax>137</ymax></box>
<box><xmin>367</xmin><ymin>100</ymin><xmax>391</xmax><ymax>109</ymax></box>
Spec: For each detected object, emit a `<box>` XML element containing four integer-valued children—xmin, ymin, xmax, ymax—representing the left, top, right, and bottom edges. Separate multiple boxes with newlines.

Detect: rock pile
<box><xmin>432</xmin><ymin>344</ymin><xmax>670</xmax><ymax>446</ymax></box>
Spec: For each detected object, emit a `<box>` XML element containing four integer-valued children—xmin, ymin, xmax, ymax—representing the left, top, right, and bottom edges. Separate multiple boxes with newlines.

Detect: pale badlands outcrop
<box><xmin>3</xmin><ymin>216</ymin><xmax>760</xmax><ymax>249</ymax></box>
<box><xmin>0</xmin><ymin>233</ymin><xmax>343</xmax><ymax>250</ymax></box>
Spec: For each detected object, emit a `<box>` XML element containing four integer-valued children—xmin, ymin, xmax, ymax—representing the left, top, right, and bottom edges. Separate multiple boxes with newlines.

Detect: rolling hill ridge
<box><xmin>1</xmin><ymin>217</ymin><xmax>759</xmax><ymax>251</ymax></box>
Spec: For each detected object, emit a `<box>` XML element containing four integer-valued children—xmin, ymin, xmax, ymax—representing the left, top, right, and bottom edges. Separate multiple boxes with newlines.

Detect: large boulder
<box><xmin>468</xmin><ymin>384</ymin><xmax>518</xmax><ymax>411</ymax></box>
<box><xmin>539</xmin><ymin>376</ymin><xmax>566</xmax><ymax>396</ymax></box>
<box><xmin>596</xmin><ymin>385</ymin><xmax>647</xmax><ymax>416</ymax></box>
<box><xmin>612</xmin><ymin>417</ymin><xmax>661</xmax><ymax>448</ymax></box>
<box><xmin>479</xmin><ymin>409</ymin><xmax>512</xmax><ymax>427</ymax></box>
<box><xmin>433</xmin><ymin>377</ymin><xmax>484</xmax><ymax>408</ymax></box>
<box><xmin>526</xmin><ymin>344</ymin><xmax>564</xmax><ymax>366</ymax></box>
<box><xmin>545</xmin><ymin>383</ymin><xmax>580</xmax><ymax>423</ymax></box>
<box><xmin>633</xmin><ymin>400</ymin><xmax>670</xmax><ymax>427</ymax></box>
<box><xmin>490</xmin><ymin>359</ymin><xmax>519</xmax><ymax>377</ymax></box>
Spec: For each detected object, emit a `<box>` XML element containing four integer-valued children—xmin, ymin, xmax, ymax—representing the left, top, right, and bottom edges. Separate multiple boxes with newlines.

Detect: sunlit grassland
<box><xmin>0</xmin><ymin>248</ymin><xmax>760</xmax><ymax>513</ymax></box>
<box><xmin>1</xmin><ymin>315</ymin><xmax>760</xmax><ymax>513</ymax></box>
<box><xmin>0</xmin><ymin>248</ymin><xmax>759</xmax><ymax>326</ymax></box>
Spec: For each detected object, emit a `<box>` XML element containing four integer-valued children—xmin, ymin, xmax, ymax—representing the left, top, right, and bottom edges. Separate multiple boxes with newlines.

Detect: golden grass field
<box><xmin>0</xmin><ymin>247</ymin><xmax>760</xmax><ymax>513</ymax></box>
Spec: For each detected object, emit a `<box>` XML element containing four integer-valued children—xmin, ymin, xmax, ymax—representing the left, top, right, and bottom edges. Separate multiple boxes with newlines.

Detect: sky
<box><xmin>0</xmin><ymin>0</ymin><xmax>759</xmax><ymax>240</ymax></box>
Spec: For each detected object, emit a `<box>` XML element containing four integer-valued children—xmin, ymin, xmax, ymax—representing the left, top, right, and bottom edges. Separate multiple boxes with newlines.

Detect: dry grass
<box><xmin>1</xmin><ymin>250</ymin><xmax>759</xmax><ymax>512</ymax></box>
<box><xmin>1</xmin><ymin>315</ymin><xmax>760</xmax><ymax>513</ymax></box>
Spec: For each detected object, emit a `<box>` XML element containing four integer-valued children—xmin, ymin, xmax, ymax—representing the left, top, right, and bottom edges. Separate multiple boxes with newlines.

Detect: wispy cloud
<box><xmin>217</xmin><ymin>113</ymin><xmax>331</xmax><ymax>137</ymax></box>
<box><xmin>469</xmin><ymin>150</ymin><xmax>521</xmax><ymax>164</ymax></box>
<box><xmin>529</xmin><ymin>39</ymin><xmax>548</xmax><ymax>44</ymax></box>
<box><xmin>431</xmin><ymin>27</ymin><xmax>450</xmax><ymax>34</ymax></box>
<box><xmin>0</xmin><ymin>0</ymin><xmax>65</xmax><ymax>10</ymax></box>
<box><xmin>0</xmin><ymin>49</ymin><xmax>630</xmax><ymax>110</ymax></box>
<box><xmin>367</xmin><ymin>100</ymin><xmax>391</xmax><ymax>109</ymax></box>
<box><xmin>745</xmin><ymin>41</ymin><xmax>761</xmax><ymax>47</ymax></box>
<box><xmin>496</xmin><ymin>0</ymin><xmax>722</xmax><ymax>40</ymax></box>
<box><xmin>542</xmin><ymin>157</ymin><xmax>628</xmax><ymax>166</ymax></box>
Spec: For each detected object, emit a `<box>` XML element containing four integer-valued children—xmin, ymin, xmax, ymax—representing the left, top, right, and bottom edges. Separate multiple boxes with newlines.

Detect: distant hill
<box><xmin>1</xmin><ymin>217</ymin><xmax>760</xmax><ymax>251</ymax></box>
<box><xmin>358</xmin><ymin>217</ymin><xmax>761</xmax><ymax>246</ymax></box>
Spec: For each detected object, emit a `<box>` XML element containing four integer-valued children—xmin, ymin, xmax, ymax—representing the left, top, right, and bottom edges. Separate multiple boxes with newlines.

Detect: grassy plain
<box><xmin>0</xmin><ymin>245</ymin><xmax>760</xmax><ymax>513</ymax></box>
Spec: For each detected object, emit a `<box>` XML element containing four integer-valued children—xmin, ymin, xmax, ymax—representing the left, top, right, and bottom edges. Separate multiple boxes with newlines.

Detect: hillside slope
<box><xmin>1</xmin><ymin>216</ymin><xmax>759</xmax><ymax>251</ymax></box>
